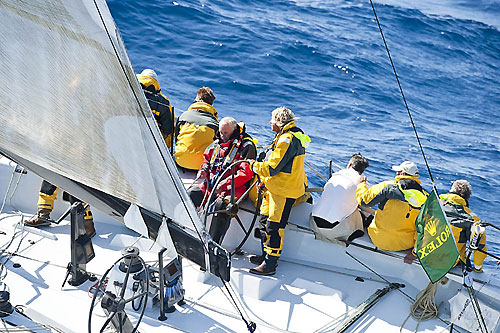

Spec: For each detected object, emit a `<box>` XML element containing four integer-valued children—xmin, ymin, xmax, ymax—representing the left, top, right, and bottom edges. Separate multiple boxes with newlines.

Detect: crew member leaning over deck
<box><xmin>356</xmin><ymin>161</ymin><xmax>427</xmax><ymax>251</ymax></box>
<box><xmin>249</xmin><ymin>106</ymin><xmax>310</xmax><ymax>276</ymax></box>
<box><xmin>174</xmin><ymin>87</ymin><xmax>219</xmax><ymax>171</ymax></box>
<box><xmin>441</xmin><ymin>180</ymin><xmax>487</xmax><ymax>273</ymax></box>
<box><xmin>137</xmin><ymin>69</ymin><xmax>175</xmax><ymax>148</ymax></box>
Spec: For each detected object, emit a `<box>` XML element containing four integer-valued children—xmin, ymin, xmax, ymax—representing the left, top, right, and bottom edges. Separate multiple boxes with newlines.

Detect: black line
<box><xmin>369</xmin><ymin>0</ymin><xmax>436</xmax><ymax>187</ymax></box>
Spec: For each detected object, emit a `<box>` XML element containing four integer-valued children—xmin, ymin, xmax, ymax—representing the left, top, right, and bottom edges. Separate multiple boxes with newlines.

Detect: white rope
<box><xmin>400</xmin><ymin>277</ymin><xmax>449</xmax><ymax>332</ymax></box>
<box><xmin>0</xmin><ymin>165</ymin><xmax>17</xmax><ymax>215</ymax></box>
<box><xmin>8</xmin><ymin>167</ymin><xmax>24</xmax><ymax>212</ymax></box>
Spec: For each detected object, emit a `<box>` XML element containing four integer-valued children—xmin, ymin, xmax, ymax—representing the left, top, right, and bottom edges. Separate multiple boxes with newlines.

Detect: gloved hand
<box><xmin>215</xmin><ymin>179</ymin><xmax>229</xmax><ymax>195</ymax></box>
<box><xmin>197</xmin><ymin>169</ymin><xmax>207</xmax><ymax>180</ymax></box>
<box><xmin>257</xmin><ymin>151</ymin><xmax>266</xmax><ymax>162</ymax></box>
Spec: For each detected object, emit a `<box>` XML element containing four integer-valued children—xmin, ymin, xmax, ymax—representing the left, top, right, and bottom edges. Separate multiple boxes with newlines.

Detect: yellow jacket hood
<box><xmin>440</xmin><ymin>193</ymin><xmax>467</xmax><ymax>206</ymax></box>
<box><xmin>137</xmin><ymin>74</ymin><xmax>161</xmax><ymax>93</ymax></box>
<box><xmin>356</xmin><ymin>174</ymin><xmax>426</xmax><ymax>251</ymax></box>
<box><xmin>395</xmin><ymin>175</ymin><xmax>421</xmax><ymax>184</ymax></box>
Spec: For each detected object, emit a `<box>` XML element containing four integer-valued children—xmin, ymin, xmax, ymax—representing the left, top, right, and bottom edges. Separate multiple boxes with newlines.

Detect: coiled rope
<box><xmin>400</xmin><ymin>277</ymin><xmax>448</xmax><ymax>332</ymax></box>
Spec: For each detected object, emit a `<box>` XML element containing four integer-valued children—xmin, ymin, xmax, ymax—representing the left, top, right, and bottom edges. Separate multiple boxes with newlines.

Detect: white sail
<box><xmin>0</xmin><ymin>1</ymin><xmax>204</xmax><ymax>242</ymax></box>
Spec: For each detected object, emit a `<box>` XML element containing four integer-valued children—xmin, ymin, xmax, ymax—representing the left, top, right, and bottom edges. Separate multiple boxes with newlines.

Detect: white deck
<box><xmin>0</xmin><ymin>158</ymin><xmax>499</xmax><ymax>332</ymax></box>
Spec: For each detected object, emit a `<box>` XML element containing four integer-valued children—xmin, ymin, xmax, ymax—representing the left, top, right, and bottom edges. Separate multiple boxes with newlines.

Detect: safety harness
<box><xmin>398</xmin><ymin>184</ymin><xmax>427</xmax><ymax>208</ymax></box>
<box><xmin>207</xmin><ymin>131</ymin><xmax>255</xmax><ymax>189</ymax></box>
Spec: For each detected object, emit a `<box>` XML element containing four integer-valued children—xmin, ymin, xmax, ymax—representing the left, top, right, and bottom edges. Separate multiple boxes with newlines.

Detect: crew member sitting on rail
<box><xmin>356</xmin><ymin>161</ymin><xmax>427</xmax><ymax>251</ymax></box>
<box><xmin>188</xmin><ymin>117</ymin><xmax>256</xmax><ymax>244</ymax></box>
<box><xmin>441</xmin><ymin>179</ymin><xmax>487</xmax><ymax>273</ymax></box>
<box><xmin>310</xmin><ymin>153</ymin><xmax>370</xmax><ymax>243</ymax></box>
<box><xmin>249</xmin><ymin>106</ymin><xmax>310</xmax><ymax>276</ymax></box>
<box><xmin>175</xmin><ymin>87</ymin><xmax>218</xmax><ymax>171</ymax></box>
<box><xmin>24</xmin><ymin>181</ymin><xmax>95</xmax><ymax>237</ymax></box>
<box><xmin>137</xmin><ymin>69</ymin><xmax>175</xmax><ymax>148</ymax></box>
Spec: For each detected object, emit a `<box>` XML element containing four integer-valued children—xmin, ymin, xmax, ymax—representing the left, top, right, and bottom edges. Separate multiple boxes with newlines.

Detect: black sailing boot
<box><xmin>249</xmin><ymin>255</ymin><xmax>265</xmax><ymax>265</ymax></box>
<box><xmin>249</xmin><ymin>226</ymin><xmax>266</xmax><ymax>265</ymax></box>
<box><xmin>249</xmin><ymin>256</ymin><xmax>277</xmax><ymax>276</ymax></box>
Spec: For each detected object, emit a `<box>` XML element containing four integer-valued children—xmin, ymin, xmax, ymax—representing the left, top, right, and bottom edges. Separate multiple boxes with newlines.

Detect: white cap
<box><xmin>140</xmin><ymin>69</ymin><xmax>158</xmax><ymax>81</ymax></box>
<box><xmin>392</xmin><ymin>161</ymin><xmax>418</xmax><ymax>176</ymax></box>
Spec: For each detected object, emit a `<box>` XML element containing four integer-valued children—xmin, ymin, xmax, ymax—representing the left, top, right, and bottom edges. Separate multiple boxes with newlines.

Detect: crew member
<box><xmin>188</xmin><ymin>117</ymin><xmax>256</xmax><ymax>244</ymax></box>
<box><xmin>249</xmin><ymin>107</ymin><xmax>310</xmax><ymax>276</ymax></box>
<box><xmin>24</xmin><ymin>181</ymin><xmax>95</xmax><ymax>237</ymax></box>
<box><xmin>137</xmin><ymin>69</ymin><xmax>175</xmax><ymax>148</ymax></box>
<box><xmin>175</xmin><ymin>87</ymin><xmax>218</xmax><ymax>170</ymax></box>
<box><xmin>441</xmin><ymin>179</ymin><xmax>487</xmax><ymax>273</ymax></box>
<box><xmin>356</xmin><ymin>161</ymin><xmax>427</xmax><ymax>251</ymax></box>
<box><xmin>311</xmin><ymin>153</ymin><xmax>369</xmax><ymax>243</ymax></box>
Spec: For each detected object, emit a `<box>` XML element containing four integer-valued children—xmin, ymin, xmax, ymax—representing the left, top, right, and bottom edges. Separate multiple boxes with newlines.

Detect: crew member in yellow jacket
<box><xmin>249</xmin><ymin>106</ymin><xmax>310</xmax><ymax>275</ymax></box>
<box><xmin>356</xmin><ymin>161</ymin><xmax>427</xmax><ymax>252</ymax></box>
<box><xmin>174</xmin><ymin>87</ymin><xmax>219</xmax><ymax>171</ymax></box>
<box><xmin>136</xmin><ymin>69</ymin><xmax>175</xmax><ymax>148</ymax></box>
<box><xmin>440</xmin><ymin>180</ymin><xmax>487</xmax><ymax>273</ymax></box>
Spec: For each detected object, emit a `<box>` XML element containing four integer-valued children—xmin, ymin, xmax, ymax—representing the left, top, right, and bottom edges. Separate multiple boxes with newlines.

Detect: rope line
<box><xmin>304</xmin><ymin>161</ymin><xmax>328</xmax><ymax>183</ymax></box>
<box><xmin>368</xmin><ymin>0</ymin><xmax>435</xmax><ymax>188</ymax></box>
<box><xmin>466</xmin><ymin>286</ymin><xmax>488</xmax><ymax>332</ymax></box>
<box><xmin>0</xmin><ymin>165</ymin><xmax>16</xmax><ymax>215</ymax></box>
<box><xmin>219</xmin><ymin>278</ymin><xmax>256</xmax><ymax>332</ymax></box>
<box><xmin>367</xmin><ymin>3</ymin><xmax>484</xmax><ymax>332</ymax></box>
<box><xmin>346</xmin><ymin>252</ymin><xmax>460</xmax><ymax>332</ymax></box>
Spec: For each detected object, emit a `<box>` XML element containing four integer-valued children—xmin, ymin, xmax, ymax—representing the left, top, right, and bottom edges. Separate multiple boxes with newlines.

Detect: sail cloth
<box><xmin>415</xmin><ymin>189</ymin><xmax>459</xmax><ymax>283</ymax></box>
<box><xmin>0</xmin><ymin>1</ymin><xmax>204</xmax><ymax>245</ymax></box>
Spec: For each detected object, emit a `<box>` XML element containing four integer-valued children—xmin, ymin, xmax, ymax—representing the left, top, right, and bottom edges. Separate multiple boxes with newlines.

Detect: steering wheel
<box><xmin>201</xmin><ymin>159</ymin><xmax>262</xmax><ymax>257</ymax></box>
<box><xmin>88</xmin><ymin>249</ymin><xmax>149</xmax><ymax>333</ymax></box>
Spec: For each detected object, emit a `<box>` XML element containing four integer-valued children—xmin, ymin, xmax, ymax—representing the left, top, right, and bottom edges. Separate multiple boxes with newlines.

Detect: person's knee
<box><xmin>266</xmin><ymin>220</ymin><xmax>280</xmax><ymax>235</ymax></box>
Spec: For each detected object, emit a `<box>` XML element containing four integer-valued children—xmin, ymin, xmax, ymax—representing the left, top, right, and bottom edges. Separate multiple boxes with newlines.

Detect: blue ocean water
<box><xmin>107</xmin><ymin>0</ymin><xmax>500</xmax><ymax>265</ymax></box>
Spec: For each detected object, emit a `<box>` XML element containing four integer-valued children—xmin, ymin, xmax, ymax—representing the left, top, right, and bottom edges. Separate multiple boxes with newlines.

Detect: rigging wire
<box><xmin>368</xmin><ymin>0</ymin><xmax>436</xmax><ymax>190</ymax></box>
<box><xmin>8</xmin><ymin>167</ymin><xmax>24</xmax><ymax>212</ymax></box>
<box><xmin>218</xmin><ymin>278</ymin><xmax>256</xmax><ymax>332</ymax></box>
<box><xmin>368</xmin><ymin>2</ymin><xmax>487</xmax><ymax>332</ymax></box>
<box><xmin>346</xmin><ymin>252</ymin><xmax>460</xmax><ymax>332</ymax></box>
<box><xmin>0</xmin><ymin>214</ymin><xmax>28</xmax><ymax>282</ymax></box>
<box><xmin>304</xmin><ymin>161</ymin><xmax>328</xmax><ymax>183</ymax></box>
<box><xmin>91</xmin><ymin>1</ymin><xmax>255</xmax><ymax>330</ymax></box>
<box><xmin>466</xmin><ymin>285</ymin><xmax>488</xmax><ymax>332</ymax></box>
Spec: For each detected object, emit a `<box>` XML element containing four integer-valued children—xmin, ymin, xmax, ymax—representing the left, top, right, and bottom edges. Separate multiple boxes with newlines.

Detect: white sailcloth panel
<box><xmin>0</xmin><ymin>0</ymin><xmax>204</xmax><ymax>235</ymax></box>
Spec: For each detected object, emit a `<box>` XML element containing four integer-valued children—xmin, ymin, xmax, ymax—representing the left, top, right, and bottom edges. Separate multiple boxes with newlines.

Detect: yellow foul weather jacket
<box><xmin>440</xmin><ymin>193</ymin><xmax>487</xmax><ymax>269</ymax></box>
<box><xmin>356</xmin><ymin>175</ymin><xmax>427</xmax><ymax>251</ymax></box>
<box><xmin>174</xmin><ymin>102</ymin><xmax>219</xmax><ymax>170</ymax></box>
<box><xmin>252</xmin><ymin>121</ymin><xmax>310</xmax><ymax>199</ymax></box>
<box><xmin>137</xmin><ymin>75</ymin><xmax>175</xmax><ymax>148</ymax></box>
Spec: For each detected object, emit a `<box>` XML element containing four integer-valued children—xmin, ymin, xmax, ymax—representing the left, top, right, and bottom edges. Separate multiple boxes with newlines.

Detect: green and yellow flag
<box><xmin>415</xmin><ymin>189</ymin><xmax>459</xmax><ymax>283</ymax></box>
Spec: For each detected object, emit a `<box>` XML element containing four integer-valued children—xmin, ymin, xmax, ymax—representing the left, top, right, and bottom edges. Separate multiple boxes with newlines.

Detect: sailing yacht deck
<box><xmin>0</xmin><ymin>211</ymin><xmax>459</xmax><ymax>333</ymax></box>
<box><xmin>2</xmin><ymin>158</ymin><xmax>498</xmax><ymax>332</ymax></box>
